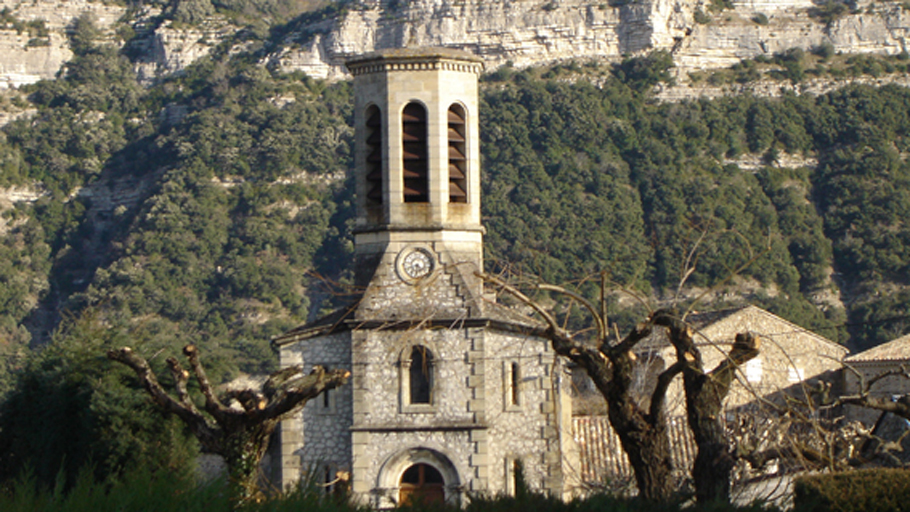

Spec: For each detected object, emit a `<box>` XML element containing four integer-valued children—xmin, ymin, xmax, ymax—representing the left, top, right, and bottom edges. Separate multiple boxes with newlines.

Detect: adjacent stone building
<box><xmin>571</xmin><ymin>305</ymin><xmax>848</xmax><ymax>491</ymax></box>
<box><xmin>635</xmin><ymin>305</ymin><xmax>848</xmax><ymax>416</ymax></box>
<box><xmin>273</xmin><ymin>48</ymin><xmax>574</xmax><ymax>507</ymax></box>
<box><xmin>843</xmin><ymin>334</ymin><xmax>910</xmax><ymax>424</ymax></box>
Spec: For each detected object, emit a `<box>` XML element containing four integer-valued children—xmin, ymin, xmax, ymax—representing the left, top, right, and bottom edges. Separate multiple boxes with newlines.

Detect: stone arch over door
<box><xmin>376</xmin><ymin>447</ymin><xmax>461</xmax><ymax>507</ymax></box>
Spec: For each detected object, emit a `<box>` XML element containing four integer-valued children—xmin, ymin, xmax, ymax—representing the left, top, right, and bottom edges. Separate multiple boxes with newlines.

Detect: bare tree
<box><xmin>481</xmin><ymin>273</ymin><xmax>760</xmax><ymax>503</ymax></box>
<box><xmin>840</xmin><ymin>364</ymin><xmax>910</xmax><ymax>421</ymax></box>
<box><xmin>655</xmin><ymin>315</ymin><xmax>759</xmax><ymax>503</ymax></box>
<box><xmin>730</xmin><ymin>362</ymin><xmax>910</xmax><ymax>494</ymax></box>
<box><xmin>108</xmin><ymin>345</ymin><xmax>350</xmax><ymax>504</ymax></box>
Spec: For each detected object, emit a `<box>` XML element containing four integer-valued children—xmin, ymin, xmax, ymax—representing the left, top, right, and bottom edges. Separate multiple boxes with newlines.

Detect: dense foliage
<box><xmin>793</xmin><ymin>468</ymin><xmax>910</xmax><ymax>512</ymax></box>
<box><xmin>1</xmin><ymin>20</ymin><xmax>910</xmax><ymax>485</ymax></box>
<box><xmin>0</xmin><ymin>467</ymin><xmax>783</xmax><ymax>512</ymax></box>
<box><xmin>0</xmin><ymin>312</ymin><xmax>197</xmax><ymax>487</ymax></box>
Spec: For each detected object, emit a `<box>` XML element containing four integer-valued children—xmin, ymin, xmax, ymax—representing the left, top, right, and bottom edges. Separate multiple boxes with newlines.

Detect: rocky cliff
<box><xmin>0</xmin><ymin>0</ymin><xmax>907</xmax><ymax>85</ymax></box>
<box><xmin>265</xmin><ymin>0</ymin><xmax>910</xmax><ymax>80</ymax></box>
<box><xmin>0</xmin><ymin>0</ymin><xmax>124</xmax><ymax>87</ymax></box>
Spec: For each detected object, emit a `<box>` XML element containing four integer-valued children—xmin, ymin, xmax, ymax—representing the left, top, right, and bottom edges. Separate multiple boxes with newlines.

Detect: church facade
<box><xmin>273</xmin><ymin>48</ymin><xmax>574</xmax><ymax>507</ymax></box>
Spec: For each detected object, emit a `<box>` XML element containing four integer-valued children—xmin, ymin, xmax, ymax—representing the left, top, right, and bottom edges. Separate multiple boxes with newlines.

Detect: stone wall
<box><xmin>655</xmin><ymin>306</ymin><xmax>848</xmax><ymax>416</ymax></box>
<box><xmin>277</xmin><ymin>319</ymin><xmax>573</xmax><ymax>502</ymax></box>
<box><xmin>843</xmin><ymin>360</ymin><xmax>910</xmax><ymax>424</ymax></box>
<box><xmin>482</xmin><ymin>330</ymin><xmax>568</xmax><ymax>495</ymax></box>
<box><xmin>278</xmin><ymin>331</ymin><xmax>354</xmax><ymax>489</ymax></box>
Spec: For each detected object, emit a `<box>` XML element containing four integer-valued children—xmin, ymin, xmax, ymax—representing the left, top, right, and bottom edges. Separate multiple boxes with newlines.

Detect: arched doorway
<box><xmin>398</xmin><ymin>463</ymin><xmax>444</xmax><ymax>506</ymax></box>
<box><xmin>376</xmin><ymin>447</ymin><xmax>461</xmax><ymax>508</ymax></box>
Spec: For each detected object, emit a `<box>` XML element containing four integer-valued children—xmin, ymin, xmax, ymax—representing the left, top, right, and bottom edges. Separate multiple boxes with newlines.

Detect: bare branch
<box><xmin>607</xmin><ymin>322</ymin><xmax>652</xmax><ymax>357</ymax></box>
<box><xmin>650</xmin><ymin>361</ymin><xmax>685</xmax><ymax>420</ymax></box>
<box><xmin>674</xmin><ymin>229</ymin><xmax>709</xmax><ymax>305</ymax></box>
<box><xmin>109</xmin><ymin>344</ymin><xmax>351</xmax><ymax>504</ymax></box>
<box><xmin>539</xmin><ymin>283</ymin><xmax>605</xmax><ymax>341</ymax></box>
<box><xmin>166</xmin><ymin>357</ymin><xmax>196</xmax><ymax>412</ymax></box>
<box><xmin>256</xmin><ymin>366</ymin><xmax>351</xmax><ymax>421</ymax></box>
<box><xmin>182</xmin><ymin>344</ymin><xmax>228</xmax><ymax>420</ymax></box>
<box><xmin>709</xmin><ymin>332</ymin><xmax>761</xmax><ymax>387</ymax></box>
<box><xmin>840</xmin><ymin>395</ymin><xmax>910</xmax><ymax>421</ymax></box>
<box><xmin>478</xmin><ymin>272</ymin><xmax>564</xmax><ymax>335</ymax></box>
<box><xmin>107</xmin><ymin>347</ymin><xmax>219</xmax><ymax>449</ymax></box>
<box><xmin>683</xmin><ymin>236</ymin><xmax>772</xmax><ymax>319</ymax></box>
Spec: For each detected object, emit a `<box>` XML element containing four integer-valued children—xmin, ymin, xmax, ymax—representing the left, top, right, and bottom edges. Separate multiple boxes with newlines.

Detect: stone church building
<box><xmin>272</xmin><ymin>48</ymin><xmax>574</xmax><ymax>507</ymax></box>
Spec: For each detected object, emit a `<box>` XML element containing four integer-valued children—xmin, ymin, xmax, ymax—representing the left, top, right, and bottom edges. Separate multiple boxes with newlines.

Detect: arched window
<box><xmin>409</xmin><ymin>346</ymin><xmax>433</xmax><ymax>404</ymax></box>
<box><xmin>447</xmin><ymin>104</ymin><xmax>467</xmax><ymax>203</ymax></box>
<box><xmin>365</xmin><ymin>105</ymin><xmax>383</xmax><ymax>206</ymax></box>
<box><xmin>399</xmin><ymin>463</ymin><xmax>445</xmax><ymax>506</ymax></box>
<box><xmin>402</xmin><ymin>102</ymin><xmax>428</xmax><ymax>202</ymax></box>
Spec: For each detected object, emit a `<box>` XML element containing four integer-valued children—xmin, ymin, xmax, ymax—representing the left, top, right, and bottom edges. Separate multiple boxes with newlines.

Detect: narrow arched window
<box><xmin>510</xmin><ymin>362</ymin><xmax>520</xmax><ymax>406</ymax></box>
<box><xmin>402</xmin><ymin>102</ymin><xmax>428</xmax><ymax>202</ymax></box>
<box><xmin>365</xmin><ymin>105</ymin><xmax>383</xmax><ymax>205</ymax></box>
<box><xmin>447</xmin><ymin>104</ymin><xmax>467</xmax><ymax>203</ymax></box>
<box><xmin>409</xmin><ymin>346</ymin><xmax>433</xmax><ymax>404</ymax></box>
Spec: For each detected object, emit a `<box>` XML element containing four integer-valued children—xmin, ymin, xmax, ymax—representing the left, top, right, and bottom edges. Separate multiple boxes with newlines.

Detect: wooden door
<box><xmin>398</xmin><ymin>463</ymin><xmax>444</xmax><ymax>506</ymax></box>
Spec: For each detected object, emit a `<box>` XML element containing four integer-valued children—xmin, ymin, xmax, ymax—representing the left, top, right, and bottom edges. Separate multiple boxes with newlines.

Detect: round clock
<box><xmin>399</xmin><ymin>248</ymin><xmax>435</xmax><ymax>281</ymax></box>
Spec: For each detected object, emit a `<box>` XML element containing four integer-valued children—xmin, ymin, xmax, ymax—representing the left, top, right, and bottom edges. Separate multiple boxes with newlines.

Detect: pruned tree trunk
<box><xmin>558</xmin><ymin>323</ymin><xmax>679</xmax><ymax>502</ymax></box>
<box><xmin>108</xmin><ymin>345</ymin><xmax>349</xmax><ymax>505</ymax></box>
<box><xmin>481</xmin><ymin>273</ymin><xmax>764</xmax><ymax>503</ymax></box>
<box><xmin>482</xmin><ymin>274</ymin><xmax>683</xmax><ymax>502</ymax></box>
<box><xmin>654</xmin><ymin>312</ymin><xmax>759</xmax><ymax>504</ymax></box>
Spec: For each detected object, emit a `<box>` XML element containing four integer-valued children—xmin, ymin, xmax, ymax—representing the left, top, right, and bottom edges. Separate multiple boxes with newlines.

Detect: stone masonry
<box><xmin>273</xmin><ymin>48</ymin><xmax>575</xmax><ymax>506</ymax></box>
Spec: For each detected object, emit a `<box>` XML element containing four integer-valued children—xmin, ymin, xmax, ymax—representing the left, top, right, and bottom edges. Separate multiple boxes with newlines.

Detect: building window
<box><xmin>323</xmin><ymin>464</ymin><xmax>335</xmax><ymax>494</ymax></box>
<box><xmin>409</xmin><ymin>346</ymin><xmax>433</xmax><ymax>404</ymax></box>
<box><xmin>505</xmin><ymin>458</ymin><xmax>525</xmax><ymax>497</ymax></box>
<box><xmin>447</xmin><ymin>104</ymin><xmax>467</xmax><ymax>203</ymax></box>
<box><xmin>402</xmin><ymin>102</ymin><xmax>428</xmax><ymax>202</ymax></box>
<box><xmin>315</xmin><ymin>387</ymin><xmax>336</xmax><ymax>414</ymax></box>
<box><xmin>365</xmin><ymin>105</ymin><xmax>383</xmax><ymax>205</ymax></box>
<box><xmin>745</xmin><ymin>357</ymin><xmax>762</xmax><ymax>384</ymax></box>
<box><xmin>503</xmin><ymin>360</ymin><xmax>521</xmax><ymax>411</ymax></box>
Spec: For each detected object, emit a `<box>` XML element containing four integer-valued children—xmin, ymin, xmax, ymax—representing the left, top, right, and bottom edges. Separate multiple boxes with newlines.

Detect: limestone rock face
<box><xmin>131</xmin><ymin>17</ymin><xmax>236</xmax><ymax>84</ymax></box>
<box><xmin>266</xmin><ymin>0</ymin><xmax>910</xmax><ymax>80</ymax></box>
<box><xmin>0</xmin><ymin>0</ymin><xmax>908</xmax><ymax>86</ymax></box>
<box><xmin>674</xmin><ymin>1</ymin><xmax>910</xmax><ymax>71</ymax></box>
<box><xmin>0</xmin><ymin>0</ymin><xmax>125</xmax><ymax>87</ymax></box>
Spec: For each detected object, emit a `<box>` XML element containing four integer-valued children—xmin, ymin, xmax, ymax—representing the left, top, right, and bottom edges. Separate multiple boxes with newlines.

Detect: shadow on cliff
<box><xmin>23</xmin><ymin>135</ymin><xmax>167</xmax><ymax>347</ymax></box>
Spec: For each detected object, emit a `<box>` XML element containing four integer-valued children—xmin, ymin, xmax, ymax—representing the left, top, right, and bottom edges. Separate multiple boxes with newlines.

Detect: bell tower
<box><xmin>346</xmin><ymin>49</ymin><xmax>485</xmax><ymax>318</ymax></box>
<box><xmin>275</xmin><ymin>49</ymin><xmax>574</xmax><ymax>505</ymax></box>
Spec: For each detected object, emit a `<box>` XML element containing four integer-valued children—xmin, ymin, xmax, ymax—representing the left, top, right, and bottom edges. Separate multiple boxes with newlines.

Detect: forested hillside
<box><xmin>2</xmin><ymin>17</ymin><xmax>910</xmax><ymax>486</ymax></box>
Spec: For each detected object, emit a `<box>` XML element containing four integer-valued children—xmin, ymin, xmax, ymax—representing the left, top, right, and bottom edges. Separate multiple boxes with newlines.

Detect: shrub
<box><xmin>751</xmin><ymin>13</ymin><xmax>769</xmax><ymax>25</ymax></box>
<box><xmin>709</xmin><ymin>0</ymin><xmax>734</xmax><ymax>12</ymax></box>
<box><xmin>811</xmin><ymin>42</ymin><xmax>836</xmax><ymax>61</ymax></box>
<box><xmin>794</xmin><ymin>468</ymin><xmax>910</xmax><ymax>512</ymax></box>
<box><xmin>694</xmin><ymin>8</ymin><xmax>712</xmax><ymax>24</ymax></box>
<box><xmin>613</xmin><ymin>50</ymin><xmax>675</xmax><ymax>90</ymax></box>
<box><xmin>809</xmin><ymin>0</ymin><xmax>849</xmax><ymax>26</ymax></box>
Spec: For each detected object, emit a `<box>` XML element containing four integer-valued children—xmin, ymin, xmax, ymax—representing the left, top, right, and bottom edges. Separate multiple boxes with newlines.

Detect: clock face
<box><xmin>400</xmin><ymin>249</ymin><xmax>434</xmax><ymax>280</ymax></box>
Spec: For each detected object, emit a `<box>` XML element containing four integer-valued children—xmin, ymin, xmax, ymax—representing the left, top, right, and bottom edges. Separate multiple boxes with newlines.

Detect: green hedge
<box><xmin>794</xmin><ymin>468</ymin><xmax>910</xmax><ymax>512</ymax></box>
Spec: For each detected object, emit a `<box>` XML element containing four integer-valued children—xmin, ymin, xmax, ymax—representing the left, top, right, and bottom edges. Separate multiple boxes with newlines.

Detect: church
<box><xmin>272</xmin><ymin>48</ymin><xmax>575</xmax><ymax>507</ymax></box>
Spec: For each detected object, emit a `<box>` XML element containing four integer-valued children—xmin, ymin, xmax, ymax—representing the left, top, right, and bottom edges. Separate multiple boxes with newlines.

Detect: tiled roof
<box><xmin>846</xmin><ymin>333</ymin><xmax>910</xmax><ymax>363</ymax></box>
<box><xmin>272</xmin><ymin>297</ymin><xmax>545</xmax><ymax>346</ymax></box>
<box><xmin>573</xmin><ymin>416</ymin><xmax>694</xmax><ymax>486</ymax></box>
<box><xmin>685</xmin><ymin>306</ymin><xmax>750</xmax><ymax>329</ymax></box>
